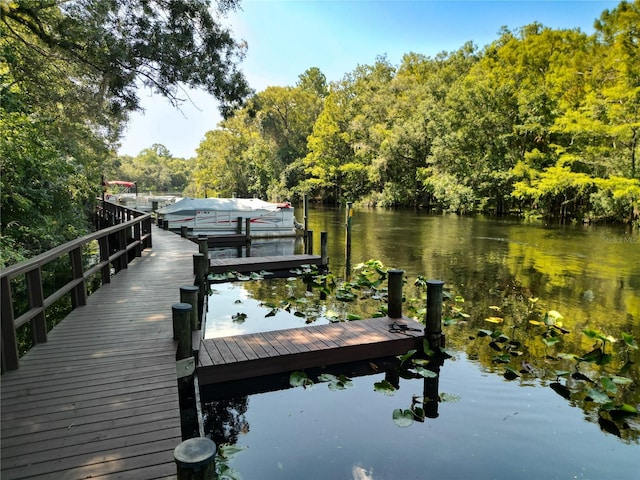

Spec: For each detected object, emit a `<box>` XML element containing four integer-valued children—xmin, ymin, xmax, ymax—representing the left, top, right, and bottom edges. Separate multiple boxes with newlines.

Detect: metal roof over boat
<box><xmin>156</xmin><ymin>197</ymin><xmax>287</xmax><ymax>214</ymax></box>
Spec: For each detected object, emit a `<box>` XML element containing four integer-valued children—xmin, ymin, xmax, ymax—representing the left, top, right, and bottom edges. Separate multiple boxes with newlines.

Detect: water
<box><xmin>203</xmin><ymin>208</ymin><xmax>640</xmax><ymax>479</ymax></box>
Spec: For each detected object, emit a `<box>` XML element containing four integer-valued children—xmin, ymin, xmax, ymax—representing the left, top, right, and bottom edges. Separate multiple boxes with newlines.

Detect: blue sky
<box><xmin>118</xmin><ymin>0</ymin><xmax>620</xmax><ymax>159</ymax></box>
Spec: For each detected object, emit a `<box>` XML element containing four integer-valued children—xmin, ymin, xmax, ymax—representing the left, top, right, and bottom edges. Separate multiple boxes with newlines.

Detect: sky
<box><xmin>117</xmin><ymin>0</ymin><xmax>621</xmax><ymax>159</ymax></box>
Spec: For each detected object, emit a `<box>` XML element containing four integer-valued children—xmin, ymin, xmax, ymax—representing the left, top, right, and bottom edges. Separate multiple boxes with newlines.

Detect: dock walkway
<box><xmin>1</xmin><ymin>229</ymin><xmax>197</xmax><ymax>480</ymax></box>
<box><xmin>209</xmin><ymin>254</ymin><xmax>323</xmax><ymax>274</ymax></box>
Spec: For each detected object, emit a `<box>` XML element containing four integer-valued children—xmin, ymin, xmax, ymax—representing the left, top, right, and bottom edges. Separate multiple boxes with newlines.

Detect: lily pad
<box><xmin>374</xmin><ymin>380</ymin><xmax>397</xmax><ymax>396</ymax></box>
<box><xmin>392</xmin><ymin>409</ymin><xmax>414</xmax><ymax>427</ymax></box>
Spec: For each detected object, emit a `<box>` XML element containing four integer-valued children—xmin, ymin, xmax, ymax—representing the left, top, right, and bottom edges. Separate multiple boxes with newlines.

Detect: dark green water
<box><xmin>203</xmin><ymin>208</ymin><xmax>640</xmax><ymax>479</ymax></box>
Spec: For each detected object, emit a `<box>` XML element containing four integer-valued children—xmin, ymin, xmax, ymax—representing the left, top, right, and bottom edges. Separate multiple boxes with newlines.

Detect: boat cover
<box><xmin>156</xmin><ymin>197</ymin><xmax>282</xmax><ymax>214</ymax></box>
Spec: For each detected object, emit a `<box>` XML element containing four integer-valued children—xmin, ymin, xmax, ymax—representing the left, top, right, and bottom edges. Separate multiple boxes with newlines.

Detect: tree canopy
<box><xmin>1</xmin><ymin>0</ymin><xmax>249</xmax><ymax>265</ymax></box>
<box><xmin>190</xmin><ymin>1</ymin><xmax>639</xmax><ymax>224</ymax></box>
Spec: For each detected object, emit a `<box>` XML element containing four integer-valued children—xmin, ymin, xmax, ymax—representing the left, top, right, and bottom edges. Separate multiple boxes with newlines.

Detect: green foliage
<box><xmin>1</xmin><ymin>0</ymin><xmax>250</xmax><ymax>263</ymax></box>
<box><xmin>187</xmin><ymin>2</ymin><xmax>638</xmax><ymax>224</ymax></box>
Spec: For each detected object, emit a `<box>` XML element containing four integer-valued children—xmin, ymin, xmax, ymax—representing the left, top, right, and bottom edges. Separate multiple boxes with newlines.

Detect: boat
<box><xmin>103</xmin><ymin>180</ymin><xmax>181</xmax><ymax>212</ymax></box>
<box><xmin>155</xmin><ymin>197</ymin><xmax>300</xmax><ymax>237</ymax></box>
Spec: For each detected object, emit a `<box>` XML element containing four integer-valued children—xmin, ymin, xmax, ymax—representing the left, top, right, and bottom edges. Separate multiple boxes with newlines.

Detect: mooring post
<box><xmin>180</xmin><ymin>285</ymin><xmax>200</xmax><ymax>331</ymax></box>
<box><xmin>174</xmin><ymin>437</ymin><xmax>217</xmax><ymax>480</ymax></box>
<box><xmin>387</xmin><ymin>269</ymin><xmax>404</xmax><ymax>319</ymax></box>
<box><xmin>197</xmin><ymin>236</ymin><xmax>208</xmax><ymax>263</ymax></box>
<box><xmin>303</xmin><ymin>194</ymin><xmax>309</xmax><ymax>236</ymax></box>
<box><xmin>172</xmin><ymin>303</ymin><xmax>192</xmax><ymax>359</ymax></box>
<box><xmin>425</xmin><ymin>280</ymin><xmax>445</xmax><ymax>351</ymax></box>
<box><xmin>245</xmin><ymin>217</ymin><xmax>251</xmax><ymax>241</ymax></box>
<box><xmin>345</xmin><ymin>201</ymin><xmax>353</xmax><ymax>278</ymax></box>
<box><xmin>181</xmin><ymin>226</ymin><xmax>188</xmax><ymax>238</ymax></box>
<box><xmin>193</xmin><ymin>253</ymin><xmax>207</xmax><ymax>297</ymax></box>
<box><xmin>163</xmin><ymin>220</ymin><xmax>169</xmax><ymax>230</ymax></box>
<box><xmin>320</xmin><ymin>231</ymin><xmax>328</xmax><ymax>268</ymax></box>
<box><xmin>236</xmin><ymin>216</ymin><xmax>243</xmax><ymax>234</ymax></box>
<box><xmin>306</xmin><ymin>230</ymin><xmax>314</xmax><ymax>255</ymax></box>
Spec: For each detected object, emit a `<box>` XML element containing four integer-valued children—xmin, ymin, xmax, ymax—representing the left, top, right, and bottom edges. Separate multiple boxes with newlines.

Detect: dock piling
<box><xmin>425</xmin><ymin>280</ymin><xmax>445</xmax><ymax>351</ymax></box>
<box><xmin>321</xmin><ymin>231</ymin><xmax>328</xmax><ymax>267</ymax></box>
<box><xmin>387</xmin><ymin>269</ymin><xmax>404</xmax><ymax>319</ymax></box>
<box><xmin>306</xmin><ymin>230</ymin><xmax>314</xmax><ymax>255</ymax></box>
<box><xmin>345</xmin><ymin>201</ymin><xmax>353</xmax><ymax>277</ymax></box>
<box><xmin>172</xmin><ymin>303</ymin><xmax>192</xmax><ymax>359</ymax></box>
<box><xmin>174</xmin><ymin>437</ymin><xmax>217</xmax><ymax>480</ymax></box>
<box><xmin>180</xmin><ymin>285</ymin><xmax>200</xmax><ymax>331</ymax></box>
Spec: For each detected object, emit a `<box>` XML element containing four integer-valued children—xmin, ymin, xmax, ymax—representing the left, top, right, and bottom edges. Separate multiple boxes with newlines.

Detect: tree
<box><xmin>1</xmin><ymin>0</ymin><xmax>251</xmax><ymax>264</ymax></box>
<box><xmin>1</xmin><ymin>0</ymin><xmax>251</xmax><ymax>118</ymax></box>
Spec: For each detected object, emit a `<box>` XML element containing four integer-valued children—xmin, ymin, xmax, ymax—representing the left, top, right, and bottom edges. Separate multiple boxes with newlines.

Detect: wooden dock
<box><xmin>1</xmin><ymin>228</ymin><xmax>198</xmax><ymax>480</ymax></box>
<box><xmin>209</xmin><ymin>254</ymin><xmax>323</xmax><ymax>274</ymax></box>
<box><xmin>197</xmin><ymin>317</ymin><xmax>425</xmax><ymax>385</ymax></box>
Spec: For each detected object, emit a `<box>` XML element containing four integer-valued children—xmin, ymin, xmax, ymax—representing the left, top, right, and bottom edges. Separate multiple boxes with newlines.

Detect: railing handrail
<box><xmin>1</xmin><ymin>202</ymin><xmax>153</xmax><ymax>372</ymax></box>
<box><xmin>0</xmin><ymin>214</ymin><xmax>151</xmax><ymax>281</ymax></box>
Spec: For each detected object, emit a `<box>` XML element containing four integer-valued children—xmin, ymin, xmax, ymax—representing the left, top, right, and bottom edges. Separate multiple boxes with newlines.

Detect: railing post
<box><xmin>174</xmin><ymin>437</ymin><xmax>217</xmax><ymax>480</ymax></box>
<box><xmin>387</xmin><ymin>269</ymin><xmax>404</xmax><ymax>319</ymax></box>
<box><xmin>245</xmin><ymin>217</ymin><xmax>251</xmax><ymax>241</ymax></box>
<box><xmin>118</xmin><ymin>228</ymin><xmax>128</xmax><ymax>270</ymax></box>
<box><xmin>425</xmin><ymin>280</ymin><xmax>445</xmax><ymax>351</ymax></box>
<box><xmin>143</xmin><ymin>217</ymin><xmax>153</xmax><ymax>248</ymax></box>
<box><xmin>26</xmin><ymin>268</ymin><xmax>47</xmax><ymax>344</ymax></box>
<box><xmin>133</xmin><ymin>221</ymin><xmax>142</xmax><ymax>257</ymax></box>
<box><xmin>172</xmin><ymin>303</ymin><xmax>192</xmax><ymax>360</ymax></box>
<box><xmin>69</xmin><ymin>246</ymin><xmax>87</xmax><ymax>307</ymax></box>
<box><xmin>98</xmin><ymin>236</ymin><xmax>111</xmax><ymax>284</ymax></box>
<box><xmin>1</xmin><ymin>276</ymin><xmax>19</xmax><ymax>371</ymax></box>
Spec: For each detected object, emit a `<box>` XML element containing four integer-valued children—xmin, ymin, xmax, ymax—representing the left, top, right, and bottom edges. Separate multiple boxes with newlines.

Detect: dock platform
<box><xmin>209</xmin><ymin>254</ymin><xmax>323</xmax><ymax>274</ymax></box>
<box><xmin>197</xmin><ymin>316</ymin><xmax>424</xmax><ymax>385</ymax></box>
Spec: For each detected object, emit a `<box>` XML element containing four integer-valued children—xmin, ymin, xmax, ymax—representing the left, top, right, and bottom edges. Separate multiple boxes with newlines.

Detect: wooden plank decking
<box><xmin>209</xmin><ymin>254</ymin><xmax>323</xmax><ymax>274</ymax></box>
<box><xmin>197</xmin><ymin>317</ymin><xmax>425</xmax><ymax>385</ymax></box>
<box><xmin>1</xmin><ymin>228</ymin><xmax>198</xmax><ymax>480</ymax></box>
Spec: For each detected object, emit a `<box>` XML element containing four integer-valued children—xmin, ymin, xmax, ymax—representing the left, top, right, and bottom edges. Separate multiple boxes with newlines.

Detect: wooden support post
<box><xmin>193</xmin><ymin>253</ymin><xmax>207</xmax><ymax>300</ymax></box>
<box><xmin>133</xmin><ymin>221</ymin><xmax>142</xmax><ymax>257</ymax></box>
<box><xmin>118</xmin><ymin>229</ymin><xmax>128</xmax><ymax>270</ymax></box>
<box><xmin>1</xmin><ymin>276</ymin><xmax>19</xmax><ymax>371</ymax></box>
<box><xmin>174</xmin><ymin>437</ymin><xmax>217</xmax><ymax>480</ymax></box>
<box><xmin>245</xmin><ymin>218</ymin><xmax>251</xmax><ymax>241</ymax></box>
<box><xmin>306</xmin><ymin>230</ymin><xmax>314</xmax><ymax>255</ymax></box>
<box><xmin>303</xmin><ymin>194</ymin><xmax>309</xmax><ymax>237</ymax></box>
<box><xmin>163</xmin><ymin>220</ymin><xmax>169</xmax><ymax>230</ymax></box>
<box><xmin>69</xmin><ymin>246</ymin><xmax>87</xmax><ymax>308</ymax></box>
<box><xmin>387</xmin><ymin>269</ymin><xmax>404</xmax><ymax>319</ymax></box>
<box><xmin>172</xmin><ymin>303</ymin><xmax>192</xmax><ymax>360</ymax></box>
<box><xmin>181</xmin><ymin>226</ymin><xmax>189</xmax><ymax>238</ymax></box>
<box><xmin>180</xmin><ymin>285</ymin><xmax>200</xmax><ymax>331</ymax></box>
<box><xmin>26</xmin><ymin>268</ymin><xmax>47</xmax><ymax>344</ymax></box>
<box><xmin>345</xmin><ymin>201</ymin><xmax>353</xmax><ymax>278</ymax></box>
<box><xmin>152</xmin><ymin>200</ymin><xmax>158</xmax><ymax>211</ymax></box>
<box><xmin>236</xmin><ymin>216</ymin><xmax>243</xmax><ymax>234</ymax></box>
<box><xmin>197</xmin><ymin>236</ymin><xmax>209</xmax><ymax>264</ymax></box>
<box><xmin>98</xmin><ymin>236</ymin><xmax>110</xmax><ymax>284</ymax></box>
<box><xmin>320</xmin><ymin>231</ymin><xmax>328</xmax><ymax>268</ymax></box>
<box><xmin>425</xmin><ymin>280</ymin><xmax>445</xmax><ymax>351</ymax></box>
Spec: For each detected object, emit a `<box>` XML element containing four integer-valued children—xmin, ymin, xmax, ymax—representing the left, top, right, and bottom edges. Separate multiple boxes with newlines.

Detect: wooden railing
<box><xmin>1</xmin><ymin>203</ymin><xmax>152</xmax><ymax>372</ymax></box>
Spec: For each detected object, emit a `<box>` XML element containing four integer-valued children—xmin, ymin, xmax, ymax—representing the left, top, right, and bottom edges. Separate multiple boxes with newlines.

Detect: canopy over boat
<box><xmin>156</xmin><ymin>197</ymin><xmax>290</xmax><ymax>215</ymax></box>
<box><xmin>156</xmin><ymin>197</ymin><xmax>297</xmax><ymax>237</ymax></box>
